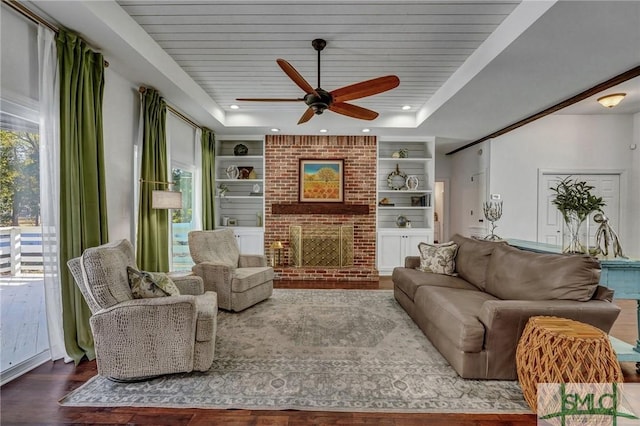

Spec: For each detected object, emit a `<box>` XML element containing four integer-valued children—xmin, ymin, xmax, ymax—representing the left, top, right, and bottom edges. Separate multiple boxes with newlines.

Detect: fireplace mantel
<box><xmin>271</xmin><ymin>203</ymin><xmax>370</xmax><ymax>215</ymax></box>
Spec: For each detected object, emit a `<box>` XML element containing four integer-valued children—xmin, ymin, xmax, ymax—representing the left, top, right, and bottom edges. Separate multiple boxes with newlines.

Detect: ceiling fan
<box><xmin>236</xmin><ymin>39</ymin><xmax>400</xmax><ymax>124</ymax></box>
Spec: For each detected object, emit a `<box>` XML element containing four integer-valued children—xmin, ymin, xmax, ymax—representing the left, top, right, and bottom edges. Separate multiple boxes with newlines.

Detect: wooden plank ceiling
<box><xmin>117</xmin><ymin>1</ymin><xmax>521</xmax><ymax>114</ymax></box>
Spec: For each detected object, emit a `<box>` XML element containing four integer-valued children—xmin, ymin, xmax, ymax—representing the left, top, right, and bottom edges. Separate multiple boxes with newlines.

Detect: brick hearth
<box><xmin>265</xmin><ymin>135</ymin><xmax>378</xmax><ymax>282</ymax></box>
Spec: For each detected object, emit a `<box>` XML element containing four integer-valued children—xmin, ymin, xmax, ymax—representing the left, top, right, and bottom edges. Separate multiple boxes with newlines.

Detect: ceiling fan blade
<box><xmin>331</xmin><ymin>75</ymin><xmax>400</xmax><ymax>103</ymax></box>
<box><xmin>236</xmin><ymin>98</ymin><xmax>304</xmax><ymax>102</ymax></box>
<box><xmin>329</xmin><ymin>102</ymin><xmax>379</xmax><ymax>121</ymax></box>
<box><xmin>277</xmin><ymin>59</ymin><xmax>319</xmax><ymax>96</ymax></box>
<box><xmin>297</xmin><ymin>107</ymin><xmax>315</xmax><ymax>124</ymax></box>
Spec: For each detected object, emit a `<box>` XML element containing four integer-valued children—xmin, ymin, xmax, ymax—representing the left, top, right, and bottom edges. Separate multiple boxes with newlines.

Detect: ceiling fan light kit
<box><xmin>236</xmin><ymin>39</ymin><xmax>400</xmax><ymax>124</ymax></box>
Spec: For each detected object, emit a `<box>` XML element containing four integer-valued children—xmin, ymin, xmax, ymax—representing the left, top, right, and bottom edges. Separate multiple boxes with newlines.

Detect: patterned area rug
<box><xmin>59</xmin><ymin>289</ymin><xmax>530</xmax><ymax>413</ymax></box>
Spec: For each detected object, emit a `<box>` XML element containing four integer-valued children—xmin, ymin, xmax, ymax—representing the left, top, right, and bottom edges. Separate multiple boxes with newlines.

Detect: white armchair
<box><xmin>188</xmin><ymin>229</ymin><xmax>274</xmax><ymax>312</ymax></box>
<box><xmin>67</xmin><ymin>239</ymin><xmax>217</xmax><ymax>381</ymax></box>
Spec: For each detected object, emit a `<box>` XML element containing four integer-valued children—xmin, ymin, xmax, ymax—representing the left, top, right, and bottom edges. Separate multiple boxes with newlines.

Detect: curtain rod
<box><xmin>139</xmin><ymin>86</ymin><xmax>201</xmax><ymax>130</ymax></box>
<box><xmin>2</xmin><ymin>0</ymin><xmax>109</xmax><ymax>67</ymax></box>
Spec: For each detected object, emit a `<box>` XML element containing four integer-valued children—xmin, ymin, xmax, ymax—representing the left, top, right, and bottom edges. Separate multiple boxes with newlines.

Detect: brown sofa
<box><xmin>392</xmin><ymin>234</ymin><xmax>621</xmax><ymax>380</ymax></box>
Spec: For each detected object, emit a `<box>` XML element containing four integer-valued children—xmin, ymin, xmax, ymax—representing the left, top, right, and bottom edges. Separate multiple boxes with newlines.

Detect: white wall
<box><xmin>488</xmin><ymin>114</ymin><xmax>638</xmax><ymax>257</ymax></box>
<box><xmin>102</xmin><ymin>69</ymin><xmax>139</xmax><ymax>242</ymax></box>
<box><xmin>629</xmin><ymin>112</ymin><xmax>640</xmax><ymax>257</ymax></box>
<box><xmin>449</xmin><ymin>140</ymin><xmax>491</xmax><ymax>237</ymax></box>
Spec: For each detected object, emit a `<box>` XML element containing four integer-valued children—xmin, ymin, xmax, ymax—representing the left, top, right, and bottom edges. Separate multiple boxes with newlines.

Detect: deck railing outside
<box><xmin>1</xmin><ymin>225</ymin><xmax>193</xmax><ymax>276</ymax></box>
<box><xmin>0</xmin><ymin>227</ymin><xmax>45</xmax><ymax>276</ymax></box>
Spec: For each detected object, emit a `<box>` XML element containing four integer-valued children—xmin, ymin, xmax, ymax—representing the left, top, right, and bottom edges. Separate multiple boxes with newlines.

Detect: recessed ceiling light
<box><xmin>362</xmin><ymin>128</ymin><xmax>371</xmax><ymax>133</ymax></box>
<box><xmin>270</xmin><ymin>128</ymin><xmax>280</xmax><ymax>132</ymax></box>
<box><xmin>401</xmin><ymin>105</ymin><xmax>411</xmax><ymax>110</ymax></box>
<box><xmin>319</xmin><ymin>129</ymin><xmax>328</xmax><ymax>133</ymax></box>
<box><xmin>230</xmin><ymin>104</ymin><xmax>239</xmax><ymax>110</ymax></box>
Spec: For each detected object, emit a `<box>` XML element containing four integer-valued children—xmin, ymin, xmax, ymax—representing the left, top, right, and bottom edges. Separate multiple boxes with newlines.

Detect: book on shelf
<box><xmin>249</xmin><ymin>192</ymin><xmax>263</xmax><ymax>196</ymax></box>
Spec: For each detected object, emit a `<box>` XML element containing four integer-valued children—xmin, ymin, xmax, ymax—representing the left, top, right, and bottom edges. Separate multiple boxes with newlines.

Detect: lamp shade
<box><xmin>152</xmin><ymin>190</ymin><xmax>182</xmax><ymax>209</ymax></box>
<box><xmin>597</xmin><ymin>93</ymin><xmax>626</xmax><ymax>108</ymax></box>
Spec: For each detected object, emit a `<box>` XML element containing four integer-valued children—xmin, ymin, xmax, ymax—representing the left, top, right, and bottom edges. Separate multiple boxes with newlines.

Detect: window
<box><xmin>167</xmin><ymin>111</ymin><xmax>199</xmax><ymax>271</ymax></box>
<box><xmin>171</xmin><ymin>165</ymin><xmax>194</xmax><ymax>270</ymax></box>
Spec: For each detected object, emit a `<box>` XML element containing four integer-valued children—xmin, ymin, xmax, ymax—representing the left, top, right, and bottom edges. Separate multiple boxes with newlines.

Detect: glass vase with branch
<box><xmin>550</xmin><ymin>177</ymin><xmax>605</xmax><ymax>254</ymax></box>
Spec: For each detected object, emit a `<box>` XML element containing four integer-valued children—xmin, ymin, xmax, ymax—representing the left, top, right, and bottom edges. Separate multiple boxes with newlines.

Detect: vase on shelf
<box><xmin>406</xmin><ymin>175</ymin><xmax>419</xmax><ymax>190</ymax></box>
<box><xmin>561</xmin><ymin>211</ymin><xmax>590</xmax><ymax>254</ymax></box>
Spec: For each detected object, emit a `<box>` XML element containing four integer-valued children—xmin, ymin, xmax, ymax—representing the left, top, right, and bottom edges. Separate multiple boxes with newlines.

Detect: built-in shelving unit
<box><xmin>215</xmin><ymin>136</ymin><xmax>265</xmax><ymax>254</ymax></box>
<box><xmin>376</xmin><ymin>137</ymin><xmax>435</xmax><ymax>274</ymax></box>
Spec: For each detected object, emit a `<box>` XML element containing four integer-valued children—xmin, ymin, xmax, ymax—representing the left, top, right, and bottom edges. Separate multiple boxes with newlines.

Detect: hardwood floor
<box><xmin>1</xmin><ymin>278</ymin><xmax>637</xmax><ymax>425</ymax></box>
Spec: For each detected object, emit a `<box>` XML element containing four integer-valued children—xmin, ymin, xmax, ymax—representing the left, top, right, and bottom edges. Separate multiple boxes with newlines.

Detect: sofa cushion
<box><xmin>485</xmin><ymin>244</ymin><xmax>601</xmax><ymax>301</ymax></box>
<box><xmin>393</xmin><ymin>267</ymin><xmax>478</xmax><ymax>301</ymax></box>
<box><xmin>417</xmin><ymin>241</ymin><xmax>459</xmax><ymax>275</ymax></box>
<box><xmin>232</xmin><ymin>267</ymin><xmax>275</xmax><ymax>293</ymax></box>
<box><xmin>451</xmin><ymin>234</ymin><xmax>506</xmax><ymax>291</ymax></box>
<box><xmin>415</xmin><ymin>286</ymin><xmax>497</xmax><ymax>353</ymax></box>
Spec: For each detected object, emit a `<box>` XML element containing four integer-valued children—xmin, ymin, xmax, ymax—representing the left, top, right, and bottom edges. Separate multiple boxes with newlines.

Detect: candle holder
<box><xmin>270</xmin><ymin>241</ymin><xmax>283</xmax><ymax>267</ymax></box>
<box><xmin>483</xmin><ymin>200</ymin><xmax>503</xmax><ymax>241</ymax></box>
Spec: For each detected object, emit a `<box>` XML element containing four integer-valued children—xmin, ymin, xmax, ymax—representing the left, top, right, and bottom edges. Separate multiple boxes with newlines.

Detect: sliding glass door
<box><xmin>0</xmin><ymin>119</ymin><xmax>49</xmax><ymax>381</ymax></box>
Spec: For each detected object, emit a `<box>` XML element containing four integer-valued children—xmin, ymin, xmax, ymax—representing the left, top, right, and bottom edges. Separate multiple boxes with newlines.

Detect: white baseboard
<box><xmin>1</xmin><ymin>350</ymin><xmax>51</xmax><ymax>386</ymax></box>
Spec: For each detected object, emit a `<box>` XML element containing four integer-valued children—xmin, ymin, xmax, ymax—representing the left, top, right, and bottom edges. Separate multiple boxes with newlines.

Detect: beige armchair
<box><xmin>67</xmin><ymin>239</ymin><xmax>217</xmax><ymax>381</ymax></box>
<box><xmin>188</xmin><ymin>229</ymin><xmax>274</xmax><ymax>312</ymax></box>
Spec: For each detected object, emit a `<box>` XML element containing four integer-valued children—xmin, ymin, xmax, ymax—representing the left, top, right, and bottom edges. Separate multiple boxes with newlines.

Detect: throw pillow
<box><xmin>127</xmin><ymin>267</ymin><xmax>181</xmax><ymax>299</ymax></box>
<box><xmin>417</xmin><ymin>241</ymin><xmax>459</xmax><ymax>275</ymax></box>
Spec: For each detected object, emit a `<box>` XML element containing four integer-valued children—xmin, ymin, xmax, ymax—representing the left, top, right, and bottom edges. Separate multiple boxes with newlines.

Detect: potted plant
<box><xmin>550</xmin><ymin>177</ymin><xmax>605</xmax><ymax>254</ymax></box>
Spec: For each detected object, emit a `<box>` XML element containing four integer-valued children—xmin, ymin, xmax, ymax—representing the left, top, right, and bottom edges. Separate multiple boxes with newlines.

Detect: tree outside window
<box><xmin>0</xmin><ymin>130</ymin><xmax>40</xmax><ymax>227</ymax></box>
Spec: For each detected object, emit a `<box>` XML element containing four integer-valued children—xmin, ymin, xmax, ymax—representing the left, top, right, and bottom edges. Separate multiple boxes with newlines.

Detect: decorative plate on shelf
<box><xmin>396</xmin><ymin>215</ymin><xmax>408</xmax><ymax>228</ymax></box>
<box><xmin>387</xmin><ymin>164</ymin><xmax>407</xmax><ymax>190</ymax></box>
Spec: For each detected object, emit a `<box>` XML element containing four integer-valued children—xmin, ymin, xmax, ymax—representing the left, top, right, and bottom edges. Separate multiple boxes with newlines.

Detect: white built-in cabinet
<box><xmin>215</xmin><ymin>136</ymin><xmax>265</xmax><ymax>254</ymax></box>
<box><xmin>233</xmin><ymin>228</ymin><xmax>264</xmax><ymax>255</ymax></box>
<box><xmin>376</xmin><ymin>137</ymin><xmax>435</xmax><ymax>275</ymax></box>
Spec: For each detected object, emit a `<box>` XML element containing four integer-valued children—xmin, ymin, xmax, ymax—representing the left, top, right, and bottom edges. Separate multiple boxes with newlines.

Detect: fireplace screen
<box><xmin>289</xmin><ymin>225</ymin><xmax>354</xmax><ymax>267</ymax></box>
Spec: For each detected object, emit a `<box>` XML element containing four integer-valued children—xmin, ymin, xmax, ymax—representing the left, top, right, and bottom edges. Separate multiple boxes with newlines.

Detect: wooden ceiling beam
<box><xmin>446</xmin><ymin>65</ymin><xmax>640</xmax><ymax>156</ymax></box>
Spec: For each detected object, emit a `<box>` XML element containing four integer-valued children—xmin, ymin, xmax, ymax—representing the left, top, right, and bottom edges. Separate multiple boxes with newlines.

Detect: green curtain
<box><xmin>201</xmin><ymin>128</ymin><xmax>216</xmax><ymax>230</ymax></box>
<box><xmin>136</xmin><ymin>88</ymin><xmax>170</xmax><ymax>272</ymax></box>
<box><xmin>57</xmin><ymin>29</ymin><xmax>108</xmax><ymax>363</ymax></box>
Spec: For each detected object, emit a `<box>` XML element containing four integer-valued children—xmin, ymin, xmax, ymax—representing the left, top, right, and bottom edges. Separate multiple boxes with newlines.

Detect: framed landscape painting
<box><xmin>299</xmin><ymin>159</ymin><xmax>344</xmax><ymax>202</ymax></box>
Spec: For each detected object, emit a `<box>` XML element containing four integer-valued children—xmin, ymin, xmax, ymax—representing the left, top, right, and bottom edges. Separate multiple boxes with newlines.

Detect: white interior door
<box><xmin>537</xmin><ymin>172</ymin><xmax>620</xmax><ymax>247</ymax></box>
<box><xmin>468</xmin><ymin>172</ymin><xmax>486</xmax><ymax>237</ymax></box>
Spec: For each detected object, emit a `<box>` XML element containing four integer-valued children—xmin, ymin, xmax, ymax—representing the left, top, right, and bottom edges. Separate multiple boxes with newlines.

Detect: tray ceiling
<box><xmin>26</xmin><ymin>1</ymin><xmax>640</xmax><ymax>148</ymax></box>
<box><xmin>117</xmin><ymin>1</ymin><xmax>520</xmax><ymax>116</ymax></box>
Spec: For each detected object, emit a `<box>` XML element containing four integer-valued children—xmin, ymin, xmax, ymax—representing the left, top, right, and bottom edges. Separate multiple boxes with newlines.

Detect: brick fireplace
<box><xmin>265</xmin><ymin>135</ymin><xmax>378</xmax><ymax>283</ymax></box>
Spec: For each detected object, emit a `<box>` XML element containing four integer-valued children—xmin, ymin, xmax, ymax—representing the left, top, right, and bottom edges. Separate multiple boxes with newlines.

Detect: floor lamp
<box><xmin>138</xmin><ymin>179</ymin><xmax>183</xmax><ymax>270</ymax></box>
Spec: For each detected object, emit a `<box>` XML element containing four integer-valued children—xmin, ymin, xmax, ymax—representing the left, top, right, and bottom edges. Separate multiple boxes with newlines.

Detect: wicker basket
<box><xmin>515</xmin><ymin>316</ymin><xmax>623</xmax><ymax>413</ymax></box>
